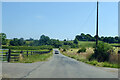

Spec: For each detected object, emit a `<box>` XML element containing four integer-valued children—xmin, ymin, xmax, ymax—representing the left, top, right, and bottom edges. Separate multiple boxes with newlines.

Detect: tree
<box><xmin>0</xmin><ymin>33</ymin><xmax>7</xmax><ymax>45</ymax></box>
<box><xmin>73</xmin><ymin>38</ymin><xmax>78</xmax><ymax>44</ymax></box>
<box><xmin>26</xmin><ymin>38</ymin><xmax>34</xmax><ymax>41</ymax></box>
<box><xmin>64</xmin><ymin>39</ymin><xmax>66</xmax><ymax>41</ymax></box>
<box><xmin>10</xmin><ymin>38</ymin><xmax>19</xmax><ymax>46</ymax></box>
<box><xmin>50</xmin><ymin>39</ymin><xmax>62</xmax><ymax>48</ymax></box>
<box><xmin>39</xmin><ymin>35</ymin><xmax>50</xmax><ymax>45</ymax></box>
<box><xmin>18</xmin><ymin>38</ymin><xmax>25</xmax><ymax>46</ymax></box>
<box><xmin>89</xmin><ymin>42</ymin><xmax>112</xmax><ymax>62</ymax></box>
<box><xmin>10</xmin><ymin>38</ymin><xmax>25</xmax><ymax>46</ymax></box>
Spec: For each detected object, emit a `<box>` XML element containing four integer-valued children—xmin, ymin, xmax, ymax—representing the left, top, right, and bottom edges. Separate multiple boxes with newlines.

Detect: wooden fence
<box><xmin>0</xmin><ymin>49</ymin><xmax>51</xmax><ymax>62</ymax></box>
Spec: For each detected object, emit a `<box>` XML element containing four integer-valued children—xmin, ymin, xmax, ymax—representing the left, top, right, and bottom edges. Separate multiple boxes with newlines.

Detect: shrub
<box><xmin>89</xmin><ymin>60</ymin><xmax>98</xmax><ymax>65</ymax></box>
<box><xmin>77</xmin><ymin>47</ymin><xmax>86</xmax><ymax>53</ymax></box>
<box><xmin>89</xmin><ymin>42</ymin><xmax>112</xmax><ymax>62</ymax></box>
<box><xmin>63</xmin><ymin>49</ymin><xmax>66</xmax><ymax>52</ymax></box>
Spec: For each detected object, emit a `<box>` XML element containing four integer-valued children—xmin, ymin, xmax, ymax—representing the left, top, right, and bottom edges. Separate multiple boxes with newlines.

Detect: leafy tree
<box><xmin>73</xmin><ymin>38</ymin><xmax>78</xmax><ymax>44</ymax></box>
<box><xmin>0</xmin><ymin>33</ymin><xmax>7</xmax><ymax>45</ymax></box>
<box><xmin>50</xmin><ymin>39</ymin><xmax>62</xmax><ymax>48</ymax></box>
<box><xmin>10</xmin><ymin>38</ymin><xmax>25</xmax><ymax>46</ymax></box>
<box><xmin>39</xmin><ymin>35</ymin><xmax>50</xmax><ymax>45</ymax></box>
<box><xmin>26</xmin><ymin>38</ymin><xmax>34</xmax><ymax>41</ymax></box>
<box><xmin>18</xmin><ymin>38</ymin><xmax>25</xmax><ymax>46</ymax></box>
<box><xmin>10</xmin><ymin>38</ymin><xmax>19</xmax><ymax>46</ymax></box>
<box><xmin>89</xmin><ymin>42</ymin><xmax>112</xmax><ymax>62</ymax></box>
<box><xmin>33</xmin><ymin>40</ymin><xmax>39</xmax><ymax>46</ymax></box>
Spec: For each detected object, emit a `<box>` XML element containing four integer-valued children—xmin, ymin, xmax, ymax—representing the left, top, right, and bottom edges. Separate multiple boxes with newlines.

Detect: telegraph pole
<box><xmin>96</xmin><ymin>1</ymin><xmax>99</xmax><ymax>47</ymax></box>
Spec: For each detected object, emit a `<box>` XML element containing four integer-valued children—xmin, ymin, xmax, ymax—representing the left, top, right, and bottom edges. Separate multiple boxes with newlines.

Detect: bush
<box><xmin>77</xmin><ymin>47</ymin><xmax>86</xmax><ymax>53</ymax></box>
<box><xmin>89</xmin><ymin>42</ymin><xmax>112</xmax><ymax>62</ymax></box>
<box><xmin>63</xmin><ymin>49</ymin><xmax>66</xmax><ymax>52</ymax></box>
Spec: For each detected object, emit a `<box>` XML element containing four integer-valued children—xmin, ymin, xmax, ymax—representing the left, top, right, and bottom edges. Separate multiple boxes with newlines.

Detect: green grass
<box><xmin>0</xmin><ymin>49</ymin><xmax>51</xmax><ymax>62</ymax></box>
<box><xmin>69</xmin><ymin>41</ymin><xmax>95</xmax><ymax>47</ymax></box>
<box><xmin>109</xmin><ymin>43</ymin><xmax>120</xmax><ymax>46</ymax></box>
<box><xmin>2</xmin><ymin>45</ymin><xmax>53</xmax><ymax>50</ymax></box>
<box><xmin>0</xmin><ymin>49</ymin><xmax>49</xmax><ymax>54</ymax></box>
<box><xmin>12</xmin><ymin>51</ymin><xmax>53</xmax><ymax>63</ymax></box>
<box><xmin>78</xmin><ymin>41</ymin><xmax>95</xmax><ymax>47</ymax></box>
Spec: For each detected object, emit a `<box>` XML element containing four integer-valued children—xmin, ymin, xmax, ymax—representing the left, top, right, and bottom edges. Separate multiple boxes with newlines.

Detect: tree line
<box><xmin>75</xmin><ymin>33</ymin><xmax>120</xmax><ymax>43</ymax></box>
<box><xmin>0</xmin><ymin>33</ymin><xmax>119</xmax><ymax>48</ymax></box>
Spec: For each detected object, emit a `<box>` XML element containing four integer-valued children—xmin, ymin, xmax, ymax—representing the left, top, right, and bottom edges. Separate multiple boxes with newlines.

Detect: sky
<box><xmin>2</xmin><ymin>2</ymin><xmax>118</xmax><ymax>40</ymax></box>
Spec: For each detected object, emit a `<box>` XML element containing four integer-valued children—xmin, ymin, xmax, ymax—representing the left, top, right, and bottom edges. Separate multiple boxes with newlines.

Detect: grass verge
<box><xmin>11</xmin><ymin>51</ymin><xmax>53</xmax><ymax>63</ymax></box>
<box><xmin>61</xmin><ymin>51</ymin><xmax>119</xmax><ymax>68</ymax></box>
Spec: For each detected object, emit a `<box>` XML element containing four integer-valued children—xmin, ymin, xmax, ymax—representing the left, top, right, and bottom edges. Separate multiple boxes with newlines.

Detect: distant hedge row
<box><xmin>2</xmin><ymin>45</ymin><xmax>53</xmax><ymax>50</ymax></box>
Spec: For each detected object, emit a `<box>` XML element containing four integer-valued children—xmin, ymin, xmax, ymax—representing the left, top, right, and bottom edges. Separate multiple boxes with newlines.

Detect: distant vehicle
<box><xmin>55</xmin><ymin>51</ymin><xmax>59</xmax><ymax>54</ymax></box>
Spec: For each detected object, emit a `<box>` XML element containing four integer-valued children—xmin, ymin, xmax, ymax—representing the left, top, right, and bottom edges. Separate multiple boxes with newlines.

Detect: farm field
<box><xmin>0</xmin><ymin>48</ymin><xmax>52</xmax><ymax>63</ymax></box>
<box><xmin>78</xmin><ymin>41</ymin><xmax>95</xmax><ymax>47</ymax></box>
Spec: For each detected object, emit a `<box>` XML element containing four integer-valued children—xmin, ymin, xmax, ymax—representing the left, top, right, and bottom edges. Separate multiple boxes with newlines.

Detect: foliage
<box><xmin>1</xmin><ymin>33</ymin><xmax>119</xmax><ymax>49</ymax></box>
<box><xmin>18</xmin><ymin>51</ymin><xmax>53</xmax><ymax>63</ymax></box>
<box><xmin>2</xmin><ymin>45</ymin><xmax>53</xmax><ymax>50</ymax></box>
<box><xmin>73</xmin><ymin>38</ymin><xmax>78</xmax><ymax>44</ymax></box>
<box><xmin>39</xmin><ymin>35</ymin><xmax>50</xmax><ymax>45</ymax></box>
<box><xmin>61</xmin><ymin>45</ymin><xmax>70</xmax><ymax>50</ymax></box>
<box><xmin>89</xmin><ymin>42</ymin><xmax>112</xmax><ymax>62</ymax></box>
<box><xmin>77</xmin><ymin>47</ymin><xmax>86</xmax><ymax>53</ymax></box>
<box><xmin>75</xmin><ymin>33</ymin><xmax>119</xmax><ymax>43</ymax></box>
<box><xmin>61</xmin><ymin>51</ymin><xmax>119</xmax><ymax>68</ymax></box>
<box><xmin>50</xmin><ymin>39</ymin><xmax>62</xmax><ymax>48</ymax></box>
<box><xmin>10</xmin><ymin>38</ymin><xmax>26</xmax><ymax>46</ymax></box>
<box><xmin>75</xmin><ymin>33</ymin><xmax>95</xmax><ymax>41</ymax></box>
<box><xmin>63</xmin><ymin>49</ymin><xmax>66</xmax><ymax>52</ymax></box>
<box><xmin>0</xmin><ymin>33</ymin><xmax>7</xmax><ymax>45</ymax></box>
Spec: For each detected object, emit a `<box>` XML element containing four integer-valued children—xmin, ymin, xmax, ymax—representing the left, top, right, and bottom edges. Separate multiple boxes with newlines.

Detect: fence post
<box><xmin>7</xmin><ymin>49</ymin><xmax>11</xmax><ymax>62</ymax></box>
<box><xmin>27</xmin><ymin>51</ymin><xmax>28</xmax><ymax>57</ymax></box>
<box><xmin>21</xmin><ymin>50</ymin><xmax>24</xmax><ymax>57</ymax></box>
<box><xmin>118</xmin><ymin>50</ymin><xmax>120</xmax><ymax>54</ymax></box>
<box><xmin>6</xmin><ymin>52</ymin><xmax>7</xmax><ymax>56</ymax></box>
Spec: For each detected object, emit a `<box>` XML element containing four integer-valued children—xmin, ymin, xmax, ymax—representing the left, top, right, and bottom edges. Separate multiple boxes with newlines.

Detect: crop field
<box><xmin>78</xmin><ymin>41</ymin><xmax>95</xmax><ymax>47</ymax></box>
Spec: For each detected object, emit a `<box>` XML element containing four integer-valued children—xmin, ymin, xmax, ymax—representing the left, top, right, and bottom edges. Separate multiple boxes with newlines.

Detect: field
<box><xmin>0</xmin><ymin>46</ymin><xmax>53</xmax><ymax>63</ymax></box>
<box><xmin>2</xmin><ymin>45</ymin><xmax>53</xmax><ymax>50</ymax></box>
<box><xmin>78</xmin><ymin>41</ymin><xmax>95</xmax><ymax>47</ymax></box>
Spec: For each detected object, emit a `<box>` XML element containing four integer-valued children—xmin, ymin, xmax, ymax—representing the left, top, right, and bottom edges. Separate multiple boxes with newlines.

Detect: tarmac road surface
<box><xmin>2</xmin><ymin>49</ymin><xmax>118</xmax><ymax>78</ymax></box>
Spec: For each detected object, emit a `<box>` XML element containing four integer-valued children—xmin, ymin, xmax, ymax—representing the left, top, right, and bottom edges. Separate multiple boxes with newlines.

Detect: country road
<box><xmin>2</xmin><ymin>49</ymin><xmax>118</xmax><ymax>78</ymax></box>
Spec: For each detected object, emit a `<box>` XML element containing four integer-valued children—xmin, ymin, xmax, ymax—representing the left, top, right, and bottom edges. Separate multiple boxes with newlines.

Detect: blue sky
<box><xmin>2</xmin><ymin>2</ymin><xmax>118</xmax><ymax>40</ymax></box>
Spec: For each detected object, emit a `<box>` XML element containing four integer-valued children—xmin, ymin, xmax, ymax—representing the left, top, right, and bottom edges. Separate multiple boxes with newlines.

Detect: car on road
<box><xmin>55</xmin><ymin>51</ymin><xmax>59</xmax><ymax>54</ymax></box>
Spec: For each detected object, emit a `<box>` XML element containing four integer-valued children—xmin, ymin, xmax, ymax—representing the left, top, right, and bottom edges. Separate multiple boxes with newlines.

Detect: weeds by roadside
<box><xmin>11</xmin><ymin>51</ymin><xmax>53</xmax><ymax>63</ymax></box>
<box><xmin>61</xmin><ymin>47</ymin><xmax>119</xmax><ymax>68</ymax></box>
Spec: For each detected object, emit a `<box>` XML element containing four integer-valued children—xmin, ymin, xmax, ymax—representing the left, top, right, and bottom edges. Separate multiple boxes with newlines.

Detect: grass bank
<box><xmin>15</xmin><ymin>50</ymin><xmax>53</xmax><ymax>63</ymax></box>
<box><xmin>61</xmin><ymin>48</ymin><xmax>119</xmax><ymax>68</ymax></box>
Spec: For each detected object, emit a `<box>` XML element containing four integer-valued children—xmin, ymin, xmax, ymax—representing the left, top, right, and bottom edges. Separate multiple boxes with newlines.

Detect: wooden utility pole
<box><xmin>96</xmin><ymin>1</ymin><xmax>99</xmax><ymax>47</ymax></box>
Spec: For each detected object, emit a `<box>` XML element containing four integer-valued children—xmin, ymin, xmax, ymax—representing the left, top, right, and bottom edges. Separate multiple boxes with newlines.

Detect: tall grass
<box><xmin>16</xmin><ymin>51</ymin><xmax>53</xmax><ymax>63</ymax></box>
<box><xmin>61</xmin><ymin>48</ymin><xmax>119</xmax><ymax>68</ymax></box>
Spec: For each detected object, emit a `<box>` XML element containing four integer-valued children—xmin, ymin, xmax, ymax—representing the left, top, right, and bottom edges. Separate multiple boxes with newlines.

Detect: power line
<box><xmin>79</xmin><ymin>5</ymin><xmax>97</xmax><ymax>30</ymax></box>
